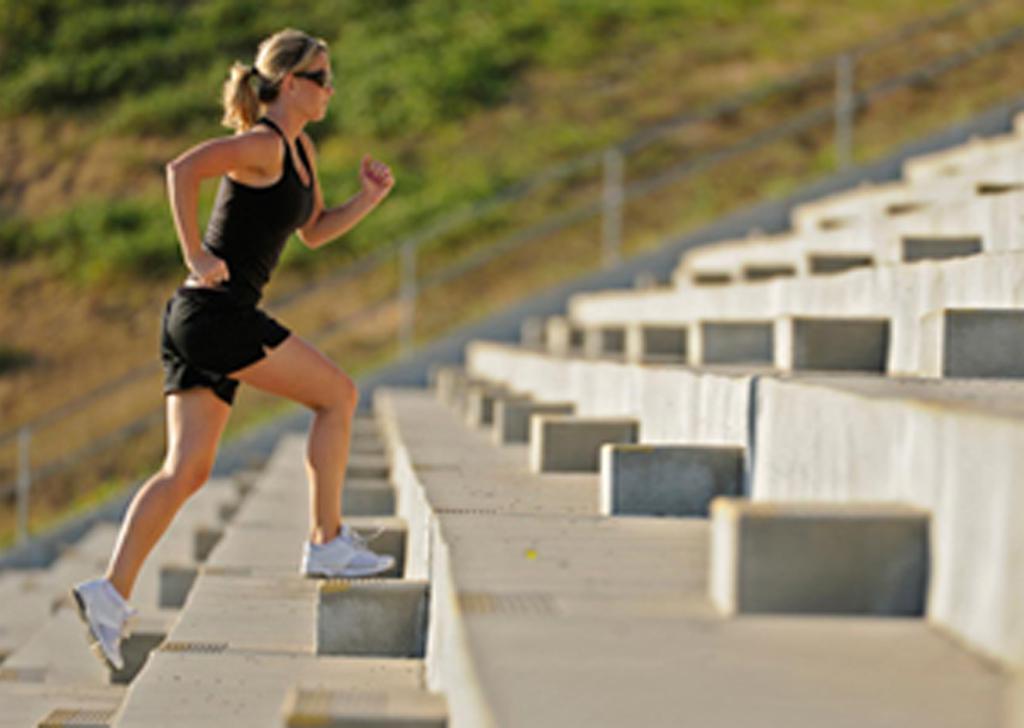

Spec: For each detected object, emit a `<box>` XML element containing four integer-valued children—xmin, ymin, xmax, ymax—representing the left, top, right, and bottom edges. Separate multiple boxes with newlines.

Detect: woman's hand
<box><xmin>186</xmin><ymin>249</ymin><xmax>230</xmax><ymax>287</ymax></box>
<box><xmin>359</xmin><ymin>154</ymin><xmax>395</xmax><ymax>204</ymax></box>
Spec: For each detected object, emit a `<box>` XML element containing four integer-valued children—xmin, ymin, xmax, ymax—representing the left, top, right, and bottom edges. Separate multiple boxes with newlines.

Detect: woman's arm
<box><xmin>297</xmin><ymin>134</ymin><xmax>395</xmax><ymax>250</ymax></box>
<box><xmin>165</xmin><ymin>132</ymin><xmax>279</xmax><ymax>283</ymax></box>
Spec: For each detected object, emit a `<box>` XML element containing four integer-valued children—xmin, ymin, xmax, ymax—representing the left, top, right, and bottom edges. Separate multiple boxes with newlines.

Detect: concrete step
<box><xmin>160</xmin><ymin>514</ymin><xmax>408</xmax><ymax>608</ymax></box>
<box><xmin>545</xmin><ymin>316</ymin><xmax>585</xmax><ymax>357</ymax></box>
<box><xmin>281</xmin><ymin>685</ymin><xmax>447</xmax><ymax>727</ymax></box>
<box><xmin>600</xmin><ymin>444</ymin><xmax>744</xmax><ymax>517</ymax></box>
<box><xmin>463</xmin><ymin>382</ymin><xmax>518</xmax><ymax>428</ymax></box>
<box><xmin>317</xmin><ymin>578</ymin><xmax>429</xmax><ymax>657</ymax></box>
<box><xmin>921</xmin><ymin>308</ymin><xmax>1024</xmax><ymax>378</ymax></box>
<box><xmin>692</xmin><ymin>320</ymin><xmax>774</xmax><ymax>365</ymax></box>
<box><xmin>583</xmin><ymin>326</ymin><xmax>627</xmax><ymax>360</ymax></box>
<box><xmin>710</xmin><ymin>499</ymin><xmax>929</xmax><ymax>615</ymax></box>
<box><xmin>902</xmin><ymin>234</ymin><xmax>983</xmax><ymax>262</ymax></box>
<box><xmin>113</xmin><ymin>429</ymin><xmax>434</xmax><ymax>727</ymax></box>
<box><xmin>464</xmin><ymin>341</ymin><xmax>1024</xmax><ymax>668</ymax></box>
<box><xmin>624</xmin><ymin>324</ymin><xmax>687</xmax><ymax>364</ymax></box>
<box><xmin>347</xmin><ymin>453</ymin><xmax>390</xmax><ymax>480</ymax></box>
<box><xmin>676</xmin><ymin>181</ymin><xmax>1017</xmax><ymax>285</ymax></box>
<box><xmin>0</xmin><ymin>526</ymin><xmax>120</xmax><ymax>661</ymax></box>
<box><xmin>791</xmin><ymin>177</ymin><xmax>964</xmax><ymax>234</ymax></box>
<box><xmin>571</xmin><ymin>249</ymin><xmax>1024</xmax><ymax>376</ymax></box>
<box><xmin>130</xmin><ymin>479</ymin><xmax>242</xmax><ymax>610</ymax></box>
<box><xmin>493</xmin><ymin>399</ymin><xmax>575</xmax><ymax>445</ymax></box>
<box><xmin>2</xmin><ymin>604</ymin><xmax>174</xmax><ymax>688</ymax></box>
<box><xmin>377</xmin><ymin>388</ymin><xmax>1009</xmax><ymax>727</ymax></box>
<box><xmin>529</xmin><ymin>416</ymin><xmax>639</xmax><ymax>473</ymax></box>
<box><xmin>112</xmin><ymin>648</ymin><xmax>425</xmax><ymax>727</ymax></box>
<box><xmin>775</xmin><ymin>315</ymin><xmax>890</xmax><ymax>373</ymax></box>
<box><xmin>903</xmin><ymin>133</ymin><xmax>1024</xmax><ymax>183</ymax></box>
<box><xmin>0</xmin><ymin>683</ymin><xmax>124</xmax><ymax>728</ymax></box>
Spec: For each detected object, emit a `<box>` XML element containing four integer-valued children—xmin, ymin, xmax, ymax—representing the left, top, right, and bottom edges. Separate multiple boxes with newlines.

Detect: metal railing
<box><xmin>4</xmin><ymin>0</ymin><xmax>1021</xmax><ymax>544</ymax></box>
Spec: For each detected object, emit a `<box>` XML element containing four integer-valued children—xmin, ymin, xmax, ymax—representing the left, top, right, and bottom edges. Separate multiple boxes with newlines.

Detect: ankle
<box><xmin>102</xmin><ymin>576</ymin><xmax>130</xmax><ymax>604</ymax></box>
<box><xmin>310</xmin><ymin>523</ymin><xmax>342</xmax><ymax>545</ymax></box>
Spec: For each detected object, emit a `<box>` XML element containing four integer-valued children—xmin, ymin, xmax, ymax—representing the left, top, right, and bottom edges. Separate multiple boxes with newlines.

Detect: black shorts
<box><xmin>160</xmin><ymin>287</ymin><xmax>290</xmax><ymax>406</ymax></box>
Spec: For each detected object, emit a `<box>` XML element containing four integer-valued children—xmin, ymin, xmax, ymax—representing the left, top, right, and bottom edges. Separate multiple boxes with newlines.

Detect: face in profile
<box><xmin>291</xmin><ymin>50</ymin><xmax>334</xmax><ymax>122</ymax></box>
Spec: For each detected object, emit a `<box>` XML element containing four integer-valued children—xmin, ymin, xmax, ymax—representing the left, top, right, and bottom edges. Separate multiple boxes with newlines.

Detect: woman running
<box><xmin>70</xmin><ymin>28</ymin><xmax>396</xmax><ymax>671</ymax></box>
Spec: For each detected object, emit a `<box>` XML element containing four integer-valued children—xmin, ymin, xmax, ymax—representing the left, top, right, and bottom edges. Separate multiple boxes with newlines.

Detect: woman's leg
<box><xmin>231</xmin><ymin>334</ymin><xmax>358</xmax><ymax>545</ymax></box>
<box><xmin>104</xmin><ymin>388</ymin><xmax>231</xmax><ymax>600</ymax></box>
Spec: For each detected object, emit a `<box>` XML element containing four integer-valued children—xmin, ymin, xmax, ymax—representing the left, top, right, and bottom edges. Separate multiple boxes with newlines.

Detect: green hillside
<box><xmin>0</xmin><ymin>0</ymin><xmax>966</xmax><ymax>284</ymax></box>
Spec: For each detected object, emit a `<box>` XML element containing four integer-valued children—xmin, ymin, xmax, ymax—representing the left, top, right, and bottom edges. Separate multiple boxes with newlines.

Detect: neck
<box><xmin>260</xmin><ymin>106</ymin><xmax>304</xmax><ymax>141</ymax></box>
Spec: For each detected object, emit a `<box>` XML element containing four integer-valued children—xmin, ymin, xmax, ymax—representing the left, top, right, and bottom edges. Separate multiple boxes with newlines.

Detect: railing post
<box><xmin>602</xmin><ymin>146</ymin><xmax>625</xmax><ymax>269</ymax></box>
<box><xmin>835</xmin><ymin>52</ymin><xmax>855</xmax><ymax>171</ymax></box>
<box><xmin>17</xmin><ymin>426</ymin><xmax>31</xmax><ymax>544</ymax></box>
<box><xmin>398</xmin><ymin>241</ymin><xmax>417</xmax><ymax>356</ymax></box>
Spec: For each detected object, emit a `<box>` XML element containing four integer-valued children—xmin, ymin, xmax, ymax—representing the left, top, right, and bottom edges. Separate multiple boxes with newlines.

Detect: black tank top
<box><xmin>201</xmin><ymin>116</ymin><xmax>314</xmax><ymax>305</ymax></box>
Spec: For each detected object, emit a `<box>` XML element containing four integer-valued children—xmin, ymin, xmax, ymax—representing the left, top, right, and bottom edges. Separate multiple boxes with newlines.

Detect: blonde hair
<box><xmin>221</xmin><ymin>28</ymin><xmax>330</xmax><ymax>132</ymax></box>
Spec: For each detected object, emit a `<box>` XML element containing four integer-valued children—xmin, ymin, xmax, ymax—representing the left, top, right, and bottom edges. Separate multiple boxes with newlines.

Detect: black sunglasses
<box><xmin>293</xmin><ymin>69</ymin><xmax>333</xmax><ymax>89</ymax></box>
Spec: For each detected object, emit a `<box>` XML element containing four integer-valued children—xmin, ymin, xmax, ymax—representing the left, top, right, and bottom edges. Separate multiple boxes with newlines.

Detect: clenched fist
<box><xmin>360</xmin><ymin>154</ymin><xmax>395</xmax><ymax>204</ymax></box>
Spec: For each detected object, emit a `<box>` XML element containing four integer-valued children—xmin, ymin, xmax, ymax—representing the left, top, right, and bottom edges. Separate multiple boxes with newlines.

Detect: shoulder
<box><xmin>168</xmin><ymin>123</ymin><xmax>280</xmax><ymax>177</ymax></box>
<box><xmin>220</xmin><ymin>125</ymin><xmax>284</xmax><ymax>173</ymax></box>
<box><xmin>210</xmin><ymin>124</ymin><xmax>282</xmax><ymax>164</ymax></box>
<box><xmin>237</xmin><ymin>124</ymin><xmax>283</xmax><ymax>154</ymax></box>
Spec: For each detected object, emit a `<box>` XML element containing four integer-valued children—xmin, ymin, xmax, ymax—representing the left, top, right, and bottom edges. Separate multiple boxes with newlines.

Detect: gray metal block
<box><xmin>808</xmin><ymin>254</ymin><xmax>873</xmax><ymax>275</ymax></box>
<box><xmin>902</xmin><ymin>235</ymin><xmax>982</xmax><ymax>262</ymax></box>
<box><xmin>316</xmin><ymin>579</ymin><xmax>429</xmax><ymax>658</ymax></box>
<box><xmin>493</xmin><ymin>400</ymin><xmax>575</xmax><ymax>444</ymax></box>
<box><xmin>600</xmin><ymin>444</ymin><xmax>744</xmax><ymax>517</ymax></box>
<box><xmin>710</xmin><ymin>499</ymin><xmax>930</xmax><ymax>616</ymax></box>
<box><xmin>777</xmin><ymin>316</ymin><xmax>890</xmax><ymax>372</ymax></box>
<box><xmin>159</xmin><ymin>563</ymin><xmax>198</xmax><ymax>608</ymax></box>
<box><xmin>529</xmin><ymin>416</ymin><xmax>639</xmax><ymax>473</ymax></box>
<box><xmin>692</xmin><ymin>321</ymin><xmax>774</xmax><ymax>365</ymax></box>
<box><xmin>923</xmin><ymin>308</ymin><xmax>1024</xmax><ymax>378</ymax></box>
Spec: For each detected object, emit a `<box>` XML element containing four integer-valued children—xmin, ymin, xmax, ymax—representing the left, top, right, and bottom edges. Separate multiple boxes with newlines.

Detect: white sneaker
<box><xmin>301</xmin><ymin>524</ymin><xmax>396</xmax><ymax>578</ymax></box>
<box><xmin>70</xmin><ymin>578</ymin><xmax>137</xmax><ymax>671</ymax></box>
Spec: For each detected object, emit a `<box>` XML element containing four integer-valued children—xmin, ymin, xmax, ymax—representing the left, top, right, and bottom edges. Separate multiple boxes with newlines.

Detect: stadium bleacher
<box><xmin>6</xmin><ymin>96</ymin><xmax>1024</xmax><ymax>728</ymax></box>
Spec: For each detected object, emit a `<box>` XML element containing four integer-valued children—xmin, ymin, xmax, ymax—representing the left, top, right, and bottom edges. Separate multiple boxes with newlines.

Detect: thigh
<box><xmin>229</xmin><ymin>334</ymin><xmax>353</xmax><ymax>410</ymax></box>
<box><xmin>164</xmin><ymin>388</ymin><xmax>232</xmax><ymax>476</ymax></box>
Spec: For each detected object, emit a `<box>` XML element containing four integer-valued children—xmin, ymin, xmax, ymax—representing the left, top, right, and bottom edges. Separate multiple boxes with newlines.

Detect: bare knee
<box><xmin>159</xmin><ymin>457</ymin><xmax>215</xmax><ymax>500</ymax></box>
<box><xmin>313</xmin><ymin>368</ymin><xmax>358</xmax><ymax>416</ymax></box>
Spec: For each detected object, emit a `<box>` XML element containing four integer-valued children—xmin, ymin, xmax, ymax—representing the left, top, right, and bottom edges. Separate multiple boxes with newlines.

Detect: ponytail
<box><xmin>221</xmin><ymin>62</ymin><xmax>273</xmax><ymax>132</ymax></box>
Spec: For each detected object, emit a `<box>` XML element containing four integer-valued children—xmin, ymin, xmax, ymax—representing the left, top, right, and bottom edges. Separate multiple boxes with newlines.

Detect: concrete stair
<box><xmin>109</xmin><ymin>418</ymin><xmax>447</xmax><ymax>727</ymax></box>
<box><xmin>465</xmin><ymin>341</ymin><xmax>1024</xmax><ymax>674</ymax></box>
<box><xmin>375</xmin><ymin>387</ymin><xmax>1012</xmax><ymax>727</ymax></box>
